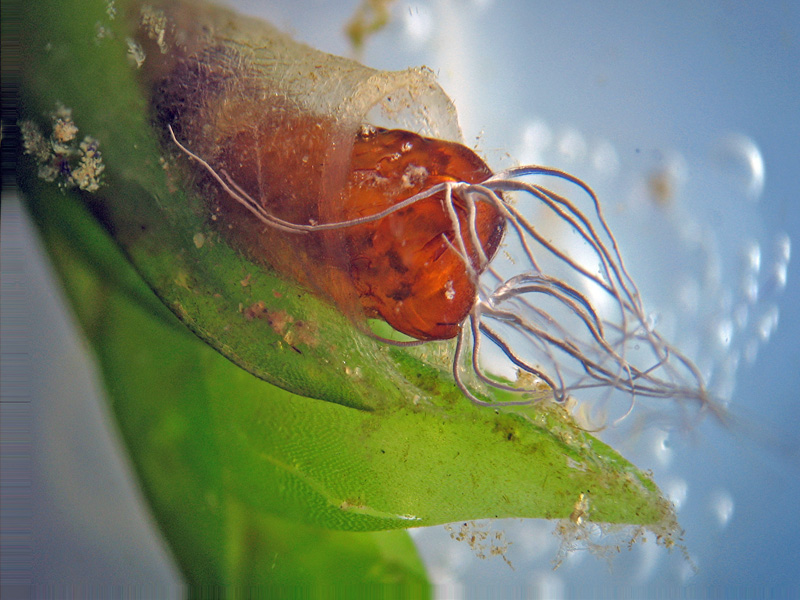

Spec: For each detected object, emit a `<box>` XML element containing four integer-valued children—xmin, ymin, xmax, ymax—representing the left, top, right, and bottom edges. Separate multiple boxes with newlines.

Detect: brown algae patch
<box><xmin>242</xmin><ymin>302</ymin><xmax>318</xmax><ymax>348</ymax></box>
<box><xmin>446</xmin><ymin>521</ymin><xmax>514</xmax><ymax>569</ymax></box>
<box><xmin>283</xmin><ymin>319</ymin><xmax>319</xmax><ymax>348</ymax></box>
<box><xmin>552</xmin><ymin>491</ymin><xmax>688</xmax><ymax>571</ymax></box>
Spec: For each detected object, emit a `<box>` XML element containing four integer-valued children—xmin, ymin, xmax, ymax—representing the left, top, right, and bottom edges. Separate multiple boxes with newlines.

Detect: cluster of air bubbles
<box><xmin>518</xmin><ymin>120</ymin><xmax>620</xmax><ymax>180</ymax></box>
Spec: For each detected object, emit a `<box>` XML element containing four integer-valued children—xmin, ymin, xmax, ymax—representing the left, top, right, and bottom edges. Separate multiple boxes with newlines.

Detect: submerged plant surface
<box><xmin>16</xmin><ymin>0</ymin><xmax>681</xmax><ymax>587</ymax></box>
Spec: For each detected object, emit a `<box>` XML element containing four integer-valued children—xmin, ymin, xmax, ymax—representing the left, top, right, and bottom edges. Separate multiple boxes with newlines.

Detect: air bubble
<box><xmin>775</xmin><ymin>232</ymin><xmax>791</xmax><ymax>262</ymax></box>
<box><xmin>709</xmin><ymin>490</ymin><xmax>735</xmax><ymax>528</ymax></box>
<box><xmin>665</xmin><ymin>478</ymin><xmax>688</xmax><ymax>511</ymax></box>
<box><xmin>402</xmin><ymin>4</ymin><xmax>434</xmax><ymax>45</ymax></box>
<box><xmin>591</xmin><ymin>139</ymin><xmax>619</xmax><ymax>176</ymax></box>
<box><xmin>713</xmin><ymin>353</ymin><xmax>739</xmax><ymax>402</ymax></box>
<box><xmin>767</xmin><ymin>233</ymin><xmax>791</xmax><ymax>292</ymax></box>
<box><xmin>743</xmin><ymin>240</ymin><xmax>761</xmax><ymax>273</ymax></box>
<box><xmin>771</xmin><ymin>261</ymin><xmax>788</xmax><ymax>291</ymax></box>
<box><xmin>715</xmin><ymin>319</ymin><xmax>734</xmax><ymax>349</ymax></box>
<box><xmin>714</xmin><ymin>133</ymin><xmax>765</xmax><ymax>201</ymax></box>
<box><xmin>555</xmin><ymin>128</ymin><xmax>587</xmax><ymax>163</ymax></box>
<box><xmin>756</xmin><ymin>305</ymin><xmax>779</xmax><ymax>342</ymax></box>
<box><xmin>651</xmin><ymin>429</ymin><xmax>673</xmax><ymax>467</ymax></box>
<box><xmin>741</xmin><ymin>272</ymin><xmax>759</xmax><ymax>304</ymax></box>
<box><xmin>518</xmin><ymin>119</ymin><xmax>553</xmax><ymax>165</ymax></box>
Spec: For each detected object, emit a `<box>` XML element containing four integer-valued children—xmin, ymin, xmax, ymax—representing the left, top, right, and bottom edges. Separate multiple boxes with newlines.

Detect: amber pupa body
<box><xmin>328</xmin><ymin>126</ymin><xmax>505</xmax><ymax>340</ymax></box>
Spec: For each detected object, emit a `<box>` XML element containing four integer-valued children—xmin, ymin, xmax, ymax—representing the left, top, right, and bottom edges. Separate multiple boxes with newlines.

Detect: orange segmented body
<box><xmin>338</xmin><ymin>127</ymin><xmax>505</xmax><ymax>340</ymax></box>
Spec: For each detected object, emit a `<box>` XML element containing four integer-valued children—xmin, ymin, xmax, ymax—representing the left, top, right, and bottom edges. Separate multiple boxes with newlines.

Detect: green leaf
<box><xmin>17</xmin><ymin>0</ymin><xmax>681</xmax><ymax>587</ymax></box>
<box><xmin>23</xmin><ymin>180</ymin><xmax>432</xmax><ymax>590</ymax></box>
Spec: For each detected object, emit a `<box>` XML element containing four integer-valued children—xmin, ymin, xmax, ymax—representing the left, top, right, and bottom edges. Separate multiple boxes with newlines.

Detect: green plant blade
<box><xmin>23</xmin><ymin>179</ymin><xmax>679</xmax><ymax>534</ymax></box>
<box><xmin>23</xmin><ymin>181</ymin><xmax>432</xmax><ymax>590</ymax></box>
